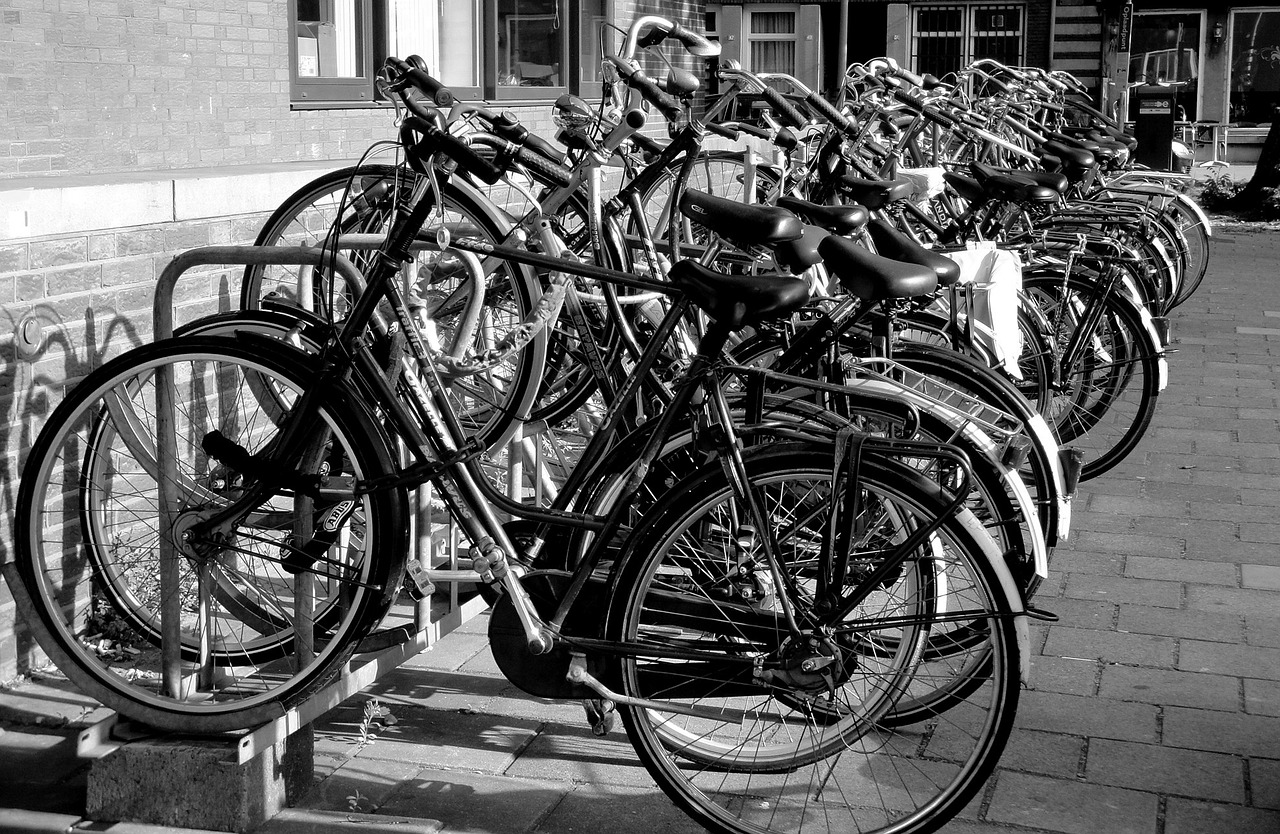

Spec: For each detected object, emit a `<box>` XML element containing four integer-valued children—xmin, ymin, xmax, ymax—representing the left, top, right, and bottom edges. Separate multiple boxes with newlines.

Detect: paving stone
<box><xmin>1133</xmin><ymin>516</ymin><xmax>1239</xmax><ymax>541</ymax></box>
<box><xmin>996</xmin><ymin>729</ymin><xmax>1086</xmax><ymax>779</ymax></box>
<box><xmin>1163</xmin><ymin>707</ymin><xmax>1280</xmax><ymax>757</ymax></box>
<box><xmin>1180</xmin><ymin>640</ymin><xmax>1280</xmax><ymax>681</ymax></box>
<box><xmin>1125</xmin><ymin>556</ymin><xmax>1238</xmax><ymax>586</ymax></box>
<box><xmin>1116</xmin><ymin>604</ymin><xmax>1243</xmax><ymax>642</ymax></box>
<box><xmin>1244</xmin><ymin>678</ymin><xmax>1280</xmax><ymax>717</ymax></box>
<box><xmin>1189</xmin><ymin>539</ymin><xmax>1280</xmax><ymax>566</ymax></box>
<box><xmin>533</xmin><ymin>783</ymin><xmax>700</xmax><ymax>834</ymax></box>
<box><xmin>1084</xmin><ymin>494</ymin><xmax>1189</xmax><ymax>518</ymax></box>
<box><xmin>1068</xmin><ymin>531</ymin><xmax>1184</xmax><ymax>559</ymax></box>
<box><xmin>1099</xmin><ymin>666</ymin><xmax>1241</xmax><ymax>711</ymax></box>
<box><xmin>1046</xmin><ymin>550</ymin><xmax>1126</xmax><ymax>576</ymax></box>
<box><xmin>399</xmin><ymin>631</ymin><xmax>491</xmax><ymax>672</ymax></box>
<box><xmin>1246</xmin><ymin>614</ymin><xmax>1280</xmax><ymax>647</ymax></box>
<box><xmin>1239</xmin><ymin>523</ymin><xmax>1280</xmax><ymax>544</ymax></box>
<box><xmin>299</xmin><ymin>757</ymin><xmax>424</xmax><ymax>813</ymax></box>
<box><xmin>1063</xmin><ymin>574</ymin><xmax>1183</xmax><ymax>609</ymax></box>
<box><xmin>1032</xmin><ymin>597</ymin><xmax>1118</xmax><ymax>630</ymax></box>
<box><xmin>1251</xmin><ymin>758</ymin><xmax>1280</xmax><ymax>810</ymax></box>
<box><xmin>326</xmin><ymin>701</ymin><xmax>541</xmax><ymax>773</ymax></box>
<box><xmin>1015</xmin><ymin>692</ymin><xmax>1158</xmax><ymax>744</ymax></box>
<box><xmin>1186</xmin><ymin>501</ymin><xmax>1278</xmax><ymax>523</ymax></box>
<box><xmin>1242</xmin><ymin>564</ymin><xmax>1280</xmax><ymax>590</ymax></box>
<box><xmin>1027</xmin><ymin>656</ymin><xmax>1100</xmax><ymax>697</ymax></box>
<box><xmin>1164</xmin><ymin>798</ymin><xmax>1280</xmax><ymax>834</ymax></box>
<box><xmin>1186</xmin><ymin>585</ymin><xmax>1280</xmax><ymax>616</ymax></box>
<box><xmin>985</xmin><ymin>771</ymin><xmax>1157</xmax><ymax>834</ymax></box>
<box><xmin>504</xmin><ymin>724</ymin><xmax>653</xmax><ymax>787</ymax></box>
<box><xmin>1084</xmin><ymin>739</ymin><xmax>1246</xmax><ymax>803</ymax></box>
<box><xmin>1043</xmin><ymin>627</ymin><xmax>1176</xmax><ymax>667</ymax></box>
<box><xmin>378</xmin><ymin>768</ymin><xmax>571</xmax><ymax>834</ymax></box>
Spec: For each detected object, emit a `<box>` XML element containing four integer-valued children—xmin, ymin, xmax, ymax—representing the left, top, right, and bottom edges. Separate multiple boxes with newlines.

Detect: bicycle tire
<box><xmin>13</xmin><ymin>335</ymin><xmax>405</xmax><ymax>733</ymax></box>
<box><xmin>609</xmin><ymin>442</ymin><xmax>1022</xmax><ymax>834</ymax></box>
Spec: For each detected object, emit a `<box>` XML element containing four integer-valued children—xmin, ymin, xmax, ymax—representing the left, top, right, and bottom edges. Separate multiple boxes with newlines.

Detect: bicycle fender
<box><xmin>1173</xmin><ymin>191</ymin><xmax>1213</xmax><ymax>237</ymax></box>
<box><xmin>1026</xmin><ymin>411</ymin><xmax>1071</xmax><ymax>541</ymax></box>
<box><xmin>1132</xmin><ymin>304</ymin><xmax>1170</xmax><ymax>392</ymax></box>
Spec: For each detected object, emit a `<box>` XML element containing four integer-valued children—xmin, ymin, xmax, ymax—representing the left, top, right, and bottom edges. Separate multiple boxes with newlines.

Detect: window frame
<box><xmin>1127</xmin><ymin>8</ymin><xmax>1205</xmax><ymax>123</ymax></box>
<box><xmin>290</xmin><ymin>0</ymin><xmax>377</xmax><ymax>105</ymax></box>
<box><xmin>288</xmin><ymin>0</ymin><xmax>581</xmax><ymax>109</ymax></box>
<box><xmin>908</xmin><ymin>2</ymin><xmax>1026</xmax><ymax>80</ymax></box>
<box><xmin>743</xmin><ymin>5</ymin><xmax>801</xmax><ymax>76</ymax></box>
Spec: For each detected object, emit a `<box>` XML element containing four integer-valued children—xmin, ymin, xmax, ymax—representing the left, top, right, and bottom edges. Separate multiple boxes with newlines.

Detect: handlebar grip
<box><xmin>667</xmin><ymin>21</ymin><xmax>721</xmax><ymax>57</ymax></box>
<box><xmin>403</xmin><ymin>120</ymin><xmax>504</xmax><ymax>184</ymax></box>
<box><xmin>403</xmin><ymin>65</ymin><xmax>456</xmax><ymax>107</ymax></box>
<box><xmin>756</xmin><ymin>85</ymin><xmax>808</xmax><ymax>129</ymax></box>
<box><xmin>514</xmin><ymin>144</ymin><xmax>574</xmax><ymax>188</ymax></box>
<box><xmin>895</xmin><ymin>67</ymin><xmax>926</xmax><ymax>88</ymax></box>
<box><xmin>706</xmin><ymin>121</ymin><xmax>739</xmax><ymax>140</ymax></box>
<box><xmin>606</xmin><ymin>57</ymin><xmax>684</xmax><ymax>122</ymax></box>
<box><xmin>523</xmin><ymin>131</ymin><xmax>569</xmax><ymax>165</ymax></box>
<box><xmin>982</xmin><ymin>74</ymin><xmax>1011</xmax><ymax>94</ymax></box>
<box><xmin>804</xmin><ymin>91</ymin><xmax>852</xmax><ymax>132</ymax></box>
<box><xmin>891</xmin><ymin>88</ymin><xmax>955</xmax><ymax>127</ymax></box>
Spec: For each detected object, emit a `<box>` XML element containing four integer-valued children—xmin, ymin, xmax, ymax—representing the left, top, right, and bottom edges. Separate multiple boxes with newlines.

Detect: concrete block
<box><xmin>86</xmin><ymin>729</ymin><xmax>313</xmax><ymax>833</ymax></box>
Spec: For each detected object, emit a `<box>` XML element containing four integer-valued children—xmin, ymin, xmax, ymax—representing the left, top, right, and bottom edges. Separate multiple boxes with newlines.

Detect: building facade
<box><xmin>0</xmin><ymin>0</ymin><xmax>702</xmax><ymax>682</ymax></box>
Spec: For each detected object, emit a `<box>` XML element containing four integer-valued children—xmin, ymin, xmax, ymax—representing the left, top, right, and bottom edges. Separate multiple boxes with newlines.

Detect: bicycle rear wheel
<box><xmin>1023</xmin><ymin>272</ymin><xmax>1162</xmax><ymax>480</ymax></box>
<box><xmin>610</xmin><ymin>443</ymin><xmax>1022</xmax><ymax>834</ymax></box>
<box><xmin>13</xmin><ymin>336</ymin><xmax>405</xmax><ymax>733</ymax></box>
<box><xmin>242</xmin><ymin>164</ymin><xmax>543</xmax><ymax>452</ymax></box>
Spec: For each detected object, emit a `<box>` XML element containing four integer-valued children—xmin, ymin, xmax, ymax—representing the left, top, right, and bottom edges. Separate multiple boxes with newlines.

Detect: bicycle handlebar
<box><xmin>605</xmin><ymin>55</ymin><xmax>684</xmax><ymax>122</ymax></box>
<box><xmin>623</xmin><ymin>15</ymin><xmax>720</xmax><ymax>58</ymax></box>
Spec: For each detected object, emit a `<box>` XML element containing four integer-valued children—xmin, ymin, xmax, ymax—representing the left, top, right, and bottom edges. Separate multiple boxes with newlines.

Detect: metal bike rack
<box><xmin>79</xmin><ymin>241</ymin><xmax>491</xmax><ymax>766</ymax></box>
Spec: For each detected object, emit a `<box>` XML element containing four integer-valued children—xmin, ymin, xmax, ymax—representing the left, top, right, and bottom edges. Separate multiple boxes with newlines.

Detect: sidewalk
<box><xmin>2</xmin><ymin>230</ymin><xmax>1279</xmax><ymax>833</ymax></box>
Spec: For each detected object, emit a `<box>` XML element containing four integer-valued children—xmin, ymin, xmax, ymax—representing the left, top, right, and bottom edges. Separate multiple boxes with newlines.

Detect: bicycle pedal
<box><xmin>581</xmin><ymin>698</ymin><xmax>616</xmax><ymax>736</ymax></box>
<box><xmin>403</xmin><ymin>558</ymin><xmax>436</xmax><ymax>600</ymax></box>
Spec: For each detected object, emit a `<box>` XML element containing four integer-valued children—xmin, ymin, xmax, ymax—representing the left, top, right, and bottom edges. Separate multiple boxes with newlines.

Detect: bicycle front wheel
<box><xmin>13</xmin><ymin>336</ymin><xmax>406</xmax><ymax>733</ymax></box>
<box><xmin>610</xmin><ymin>443</ymin><xmax>1022</xmax><ymax>834</ymax></box>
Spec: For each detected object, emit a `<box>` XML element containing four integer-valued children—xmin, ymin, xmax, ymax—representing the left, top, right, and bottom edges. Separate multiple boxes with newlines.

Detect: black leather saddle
<box><xmin>969</xmin><ymin>161</ymin><xmax>1061</xmax><ymax>204</ymax></box>
<box><xmin>865</xmin><ymin>219</ymin><xmax>961</xmax><ymax>287</ymax></box>
<box><xmin>776</xmin><ymin>196</ymin><xmax>869</xmax><ymax>235</ymax></box>
<box><xmin>773</xmin><ymin>223</ymin><xmax>830</xmax><ymax>273</ymax></box>
<box><xmin>971</xmin><ymin>161</ymin><xmax>1069</xmax><ymax>196</ymax></box>
<box><xmin>668</xmin><ymin>259</ymin><xmax>811</xmax><ymax>329</ymax></box>
<box><xmin>817</xmin><ymin>236</ymin><xmax>937</xmax><ymax>302</ymax></box>
<box><xmin>836</xmin><ymin>176</ymin><xmax>915</xmax><ymax>210</ymax></box>
<box><xmin>680</xmin><ymin>189</ymin><xmax>803</xmax><ymax>248</ymax></box>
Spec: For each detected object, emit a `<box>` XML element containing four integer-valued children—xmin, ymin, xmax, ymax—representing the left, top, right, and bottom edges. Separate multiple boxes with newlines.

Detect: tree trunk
<box><xmin>1231</xmin><ymin>115</ymin><xmax>1280</xmax><ymax>209</ymax></box>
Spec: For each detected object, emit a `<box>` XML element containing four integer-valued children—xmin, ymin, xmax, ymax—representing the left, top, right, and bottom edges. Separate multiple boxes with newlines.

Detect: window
<box><xmin>1127</xmin><ymin>11</ymin><xmax>1203</xmax><ymax>122</ymax></box>
<box><xmin>749</xmin><ymin>10</ymin><xmax>798</xmax><ymax>75</ymax></box>
<box><xmin>290</xmin><ymin>0</ymin><xmax>589</xmax><ymax>106</ymax></box>
<box><xmin>1229</xmin><ymin>8</ymin><xmax>1280</xmax><ymax>125</ymax></box>
<box><xmin>910</xmin><ymin>3</ymin><xmax>1024</xmax><ymax>79</ymax></box>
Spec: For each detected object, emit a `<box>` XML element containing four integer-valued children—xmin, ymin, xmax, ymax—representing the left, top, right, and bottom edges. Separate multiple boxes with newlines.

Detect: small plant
<box><xmin>346</xmin><ymin>788</ymin><xmax>373</xmax><ymax>813</ymax></box>
<box><xmin>1195</xmin><ymin>170</ymin><xmax>1241</xmax><ymax>210</ymax></box>
<box><xmin>348</xmin><ymin>696</ymin><xmax>398</xmax><ymax>752</ymax></box>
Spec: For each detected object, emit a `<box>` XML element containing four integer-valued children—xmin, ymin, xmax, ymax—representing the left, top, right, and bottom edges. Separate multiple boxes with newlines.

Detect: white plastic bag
<box><xmin>946</xmin><ymin>243</ymin><xmax>1024</xmax><ymax>378</ymax></box>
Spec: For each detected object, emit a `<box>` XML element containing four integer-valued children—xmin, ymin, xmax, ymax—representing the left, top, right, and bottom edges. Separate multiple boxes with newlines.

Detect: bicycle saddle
<box><xmin>968</xmin><ymin>162</ymin><xmax>1060</xmax><ymax>204</ymax></box>
<box><xmin>775</xmin><ymin>196</ymin><xmax>869</xmax><ymax>235</ymax></box>
<box><xmin>1042</xmin><ymin>138</ymin><xmax>1098</xmax><ymax>169</ymax></box>
<box><xmin>970</xmin><ymin>161</ymin><xmax>1069</xmax><ymax>196</ymax></box>
<box><xmin>668</xmin><ymin>259</ymin><xmax>811</xmax><ymax>329</ymax></box>
<box><xmin>818</xmin><ymin>236</ymin><xmax>937</xmax><ymax>301</ymax></box>
<box><xmin>865</xmin><ymin>218</ymin><xmax>961</xmax><ymax>287</ymax></box>
<box><xmin>943</xmin><ymin>171</ymin><xmax>989</xmax><ymax>205</ymax></box>
<box><xmin>836</xmin><ymin>175</ymin><xmax>915</xmax><ymax>211</ymax></box>
<box><xmin>773</xmin><ymin>223</ymin><xmax>830</xmax><ymax>273</ymax></box>
<box><xmin>680</xmin><ymin>189</ymin><xmax>803</xmax><ymax>248</ymax></box>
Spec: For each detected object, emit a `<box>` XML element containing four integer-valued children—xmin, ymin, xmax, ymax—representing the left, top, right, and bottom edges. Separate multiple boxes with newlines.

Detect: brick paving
<box><xmin>1</xmin><ymin>228</ymin><xmax>1278</xmax><ymax>832</ymax></box>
